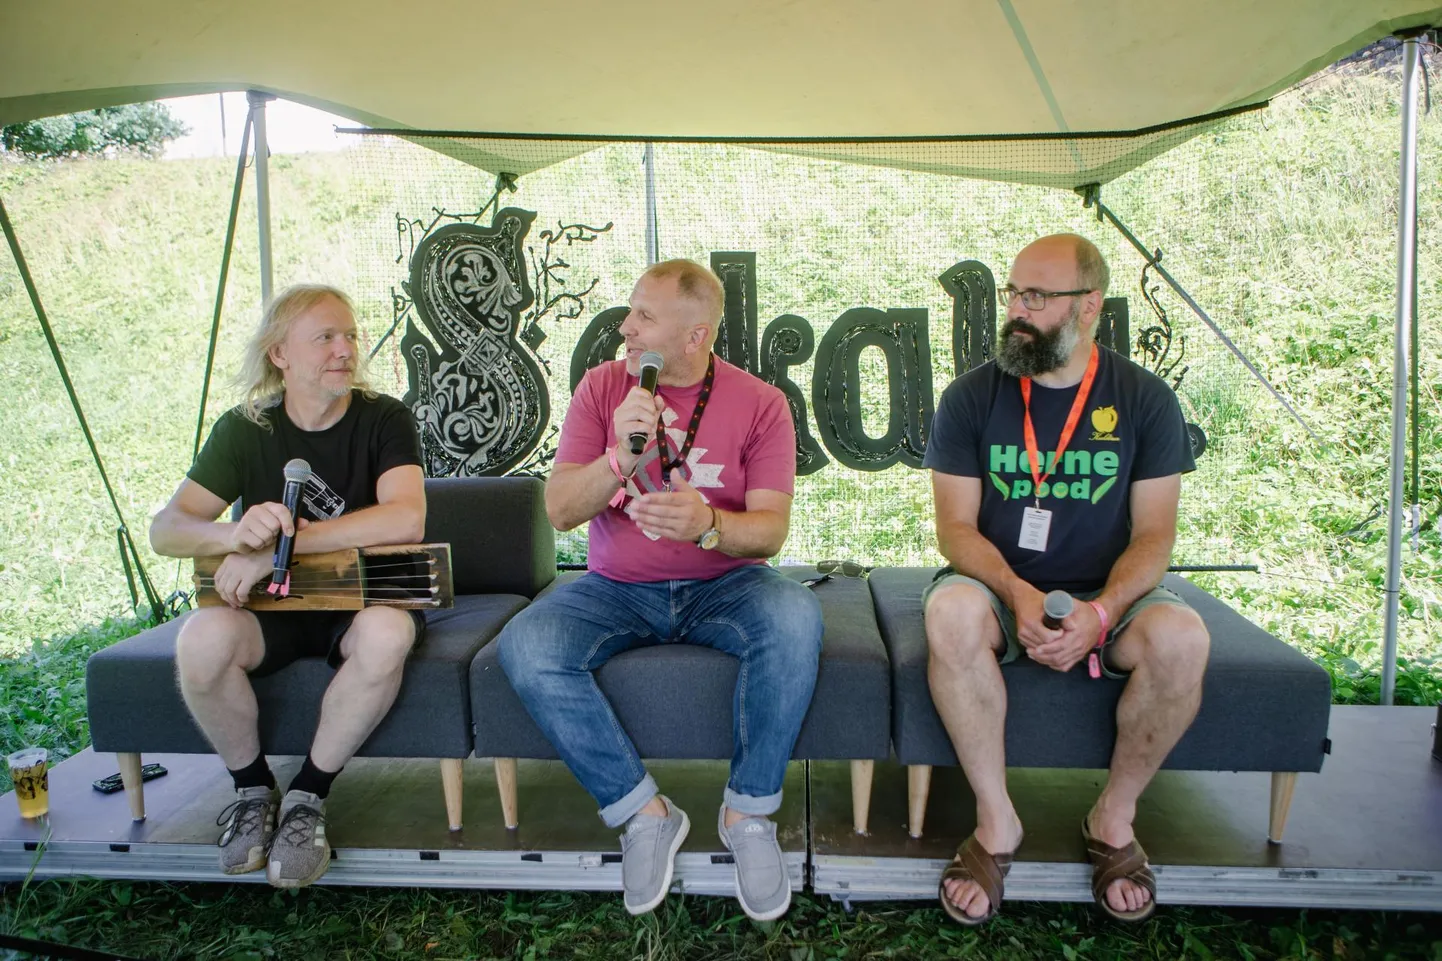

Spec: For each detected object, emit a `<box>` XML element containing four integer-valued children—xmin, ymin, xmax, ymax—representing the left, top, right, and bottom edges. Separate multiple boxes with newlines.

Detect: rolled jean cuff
<box><xmin>723</xmin><ymin>786</ymin><xmax>783</xmax><ymax>818</ymax></box>
<box><xmin>598</xmin><ymin>773</ymin><xmax>658</xmax><ymax>828</ymax></box>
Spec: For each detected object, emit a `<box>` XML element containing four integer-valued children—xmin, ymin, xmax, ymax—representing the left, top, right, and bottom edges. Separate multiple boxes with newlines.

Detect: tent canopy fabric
<box><xmin>2</xmin><ymin>1</ymin><xmax>1439</xmax><ymax>185</ymax></box>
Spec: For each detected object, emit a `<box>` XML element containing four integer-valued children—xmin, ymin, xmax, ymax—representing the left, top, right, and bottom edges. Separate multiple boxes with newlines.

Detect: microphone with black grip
<box><xmin>1042</xmin><ymin>590</ymin><xmax>1073</xmax><ymax>630</ymax></box>
<box><xmin>268</xmin><ymin>458</ymin><xmax>312</xmax><ymax>595</ymax></box>
<box><xmin>628</xmin><ymin>351</ymin><xmax>665</xmax><ymax>455</ymax></box>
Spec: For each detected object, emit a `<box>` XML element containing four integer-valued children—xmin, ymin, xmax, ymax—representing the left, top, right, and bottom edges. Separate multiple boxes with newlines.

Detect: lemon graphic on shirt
<box><xmin>1091</xmin><ymin>405</ymin><xmax>1120</xmax><ymax>442</ymax></box>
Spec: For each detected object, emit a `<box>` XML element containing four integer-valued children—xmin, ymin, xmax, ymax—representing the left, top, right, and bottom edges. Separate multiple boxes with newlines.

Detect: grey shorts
<box><xmin>921</xmin><ymin>572</ymin><xmax>1191</xmax><ymax>680</ymax></box>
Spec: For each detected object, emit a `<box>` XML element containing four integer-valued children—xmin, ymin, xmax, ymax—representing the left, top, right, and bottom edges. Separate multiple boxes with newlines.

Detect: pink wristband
<box><xmin>1086</xmin><ymin>600</ymin><xmax>1110</xmax><ymax>680</ymax></box>
<box><xmin>1087</xmin><ymin>600</ymin><xmax>1110</xmax><ymax>640</ymax></box>
<box><xmin>607</xmin><ymin>447</ymin><xmax>632</xmax><ymax>509</ymax></box>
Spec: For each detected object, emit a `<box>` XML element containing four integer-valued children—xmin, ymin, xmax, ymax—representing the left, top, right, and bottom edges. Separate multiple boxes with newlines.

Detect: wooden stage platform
<box><xmin>2</xmin><ymin>706</ymin><xmax>1438</xmax><ymax>911</ymax></box>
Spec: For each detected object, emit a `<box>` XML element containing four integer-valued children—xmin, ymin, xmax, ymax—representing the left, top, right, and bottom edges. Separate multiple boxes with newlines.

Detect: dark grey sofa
<box><xmin>868</xmin><ymin>568</ymin><xmax>1333</xmax><ymax>839</ymax></box>
<box><xmin>469</xmin><ymin>566</ymin><xmax>892</xmax><ymax>832</ymax></box>
<box><xmin>85</xmin><ymin>476</ymin><xmax>554</xmax><ymax>829</ymax></box>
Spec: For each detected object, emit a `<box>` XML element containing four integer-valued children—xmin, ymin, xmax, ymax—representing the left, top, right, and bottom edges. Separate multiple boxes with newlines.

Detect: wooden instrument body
<box><xmin>194</xmin><ymin>543</ymin><xmax>454</xmax><ymax>612</ymax></box>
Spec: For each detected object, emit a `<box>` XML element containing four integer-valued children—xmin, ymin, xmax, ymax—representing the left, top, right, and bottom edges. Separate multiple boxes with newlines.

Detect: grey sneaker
<box><xmin>216</xmin><ymin>785</ymin><xmax>278</xmax><ymax>875</ymax></box>
<box><xmin>266</xmin><ymin>790</ymin><xmax>330</xmax><ymax>889</ymax></box>
<box><xmin>620</xmin><ymin>795</ymin><xmax>690</xmax><ymax>915</ymax></box>
<box><xmin>718</xmin><ymin>807</ymin><xmax>791</xmax><ymax>921</ymax></box>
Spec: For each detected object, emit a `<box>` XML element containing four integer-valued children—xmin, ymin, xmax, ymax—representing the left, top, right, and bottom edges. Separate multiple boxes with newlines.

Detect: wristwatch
<box><xmin>696</xmin><ymin>506</ymin><xmax>722</xmax><ymax>550</ymax></box>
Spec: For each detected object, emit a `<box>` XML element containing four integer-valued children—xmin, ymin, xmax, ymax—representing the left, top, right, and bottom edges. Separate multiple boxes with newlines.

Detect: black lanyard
<box><xmin>657</xmin><ymin>355</ymin><xmax>715</xmax><ymax>490</ymax></box>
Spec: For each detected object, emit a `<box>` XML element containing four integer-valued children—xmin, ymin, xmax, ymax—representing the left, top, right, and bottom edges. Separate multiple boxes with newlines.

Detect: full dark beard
<box><xmin>994</xmin><ymin>309</ymin><xmax>1079</xmax><ymax>378</ymax></box>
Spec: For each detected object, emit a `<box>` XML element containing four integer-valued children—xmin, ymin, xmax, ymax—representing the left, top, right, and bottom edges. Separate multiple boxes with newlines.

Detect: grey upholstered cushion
<box><xmin>87</xmin><ymin>593</ymin><xmax>527</xmax><ymax>758</ymax></box>
<box><xmin>471</xmin><ymin>567</ymin><xmax>890</xmax><ymax>761</ymax></box>
<box><xmin>870</xmin><ymin>568</ymin><xmax>1331</xmax><ymax>772</ymax></box>
<box><xmin>425</xmin><ymin>476</ymin><xmax>555</xmax><ymax>598</ymax></box>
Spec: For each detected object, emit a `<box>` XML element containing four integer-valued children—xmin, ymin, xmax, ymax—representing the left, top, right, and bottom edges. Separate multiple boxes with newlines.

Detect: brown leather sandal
<box><xmin>937</xmin><ymin>831</ymin><xmax>1022</xmax><ymax>926</ymax></box>
<box><xmin>1081</xmin><ymin>818</ymin><xmax>1157</xmax><ymax>922</ymax></box>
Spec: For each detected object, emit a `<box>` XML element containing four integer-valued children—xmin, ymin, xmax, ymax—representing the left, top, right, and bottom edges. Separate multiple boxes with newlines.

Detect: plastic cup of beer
<box><xmin>8</xmin><ymin>747</ymin><xmax>49</xmax><ymax>819</ymax></box>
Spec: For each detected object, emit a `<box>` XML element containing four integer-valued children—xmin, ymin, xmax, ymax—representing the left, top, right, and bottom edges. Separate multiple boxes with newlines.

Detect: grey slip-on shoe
<box><xmin>621</xmin><ymin>795</ymin><xmax>690</xmax><ymax>915</ymax></box>
<box><xmin>718</xmin><ymin>807</ymin><xmax>791</xmax><ymax>921</ymax></box>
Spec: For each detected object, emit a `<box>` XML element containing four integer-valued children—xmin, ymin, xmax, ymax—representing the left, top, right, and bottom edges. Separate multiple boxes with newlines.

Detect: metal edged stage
<box><xmin>1</xmin><ymin>707</ymin><xmax>1439</xmax><ymax>912</ymax></box>
<box><xmin>0</xmin><ymin>756</ymin><xmax>806</xmax><ymax>896</ymax></box>
<box><xmin>812</xmin><ymin>706</ymin><xmax>1442</xmax><ymax>911</ymax></box>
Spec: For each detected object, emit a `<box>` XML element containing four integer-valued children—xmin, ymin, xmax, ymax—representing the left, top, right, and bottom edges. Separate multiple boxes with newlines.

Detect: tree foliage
<box><xmin>2</xmin><ymin>103</ymin><xmax>188</xmax><ymax>159</ymax></box>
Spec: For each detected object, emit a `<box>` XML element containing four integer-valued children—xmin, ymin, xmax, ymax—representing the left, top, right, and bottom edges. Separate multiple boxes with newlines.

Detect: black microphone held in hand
<box><xmin>629</xmin><ymin>351</ymin><xmax>664</xmax><ymax>455</ymax></box>
<box><xmin>1042</xmin><ymin>590</ymin><xmax>1073</xmax><ymax>630</ymax></box>
<box><xmin>268</xmin><ymin>458</ymin><xmax>312</xmax><ymax>595</ymax></box>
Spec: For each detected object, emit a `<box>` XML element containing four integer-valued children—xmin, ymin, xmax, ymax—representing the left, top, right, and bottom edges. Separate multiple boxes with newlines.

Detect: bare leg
<box><xmin>1089</xmin><ymin>604</ymin><xmax>1210</xmax><ymax>914</ymax></box>
<box><xmin>174</xmin><ymin>608</ymin><xmax>267</xmax><ymax>769</ymax></box>
<box><xmin>926</xmin><ymin>583</ymin><xmax>1023</xmax><ymax>921</ymax></box>
<box><xmin>308</xmin><ymin>607</ymin><xmax>418</xmax><ymax>771</ymax></box>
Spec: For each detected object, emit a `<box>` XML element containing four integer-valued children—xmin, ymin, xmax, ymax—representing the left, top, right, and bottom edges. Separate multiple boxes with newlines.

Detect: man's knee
<box><xmin>1133</xmin><ymin>606</ymin><xmax>1210</xmax><ymax>685</ymax></box>
<box><xmin>343</xmin><ymin>607</ymin><xmax>415</xmax><ymax>681</ymax></box>
<box><xmin>924</xmin><ymin>583</ymin><xmax>1000</xmax><ymax>666</ymax></box>
<box><xmin>496</xmin><ymin>603</ymin><xmax>571</xmax><ymax>690</ymax></box>
<box><xmin>175</xmin><ymin>608</ymin><xmax>259</xmax><ymax>691</ymax></box>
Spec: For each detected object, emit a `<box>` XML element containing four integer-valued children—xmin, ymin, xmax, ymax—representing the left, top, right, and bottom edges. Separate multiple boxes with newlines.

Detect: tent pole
<box><xmin>247</xmin><ymin>90</ymin><xmax>276</xmax><ymax>303</ymax></box>
<box><xmin>643</xmin><ymin>142</ymin><xmax>659</xmax><ymax>266</ymax></box>
<box><xmin>1383</xmin><ymin>35</ymin><xmax>1423</xmax><ymax>706</ymax></box>
<box><xmin>1082</xmin><ymin>188</ymin><xmax>1319</xmax><ymax>442</ymax></box>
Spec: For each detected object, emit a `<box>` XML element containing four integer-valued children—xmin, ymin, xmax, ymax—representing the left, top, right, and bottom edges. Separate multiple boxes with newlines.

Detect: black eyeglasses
<box><xmin>998</xmin><ymin>285</ymin><xmax>1095</xmax><ymax>311</ymax></box>
<box><xmin>803</xmin><ymin>559</ymin><xmax>872</xmax><ymax>588</ymax></box>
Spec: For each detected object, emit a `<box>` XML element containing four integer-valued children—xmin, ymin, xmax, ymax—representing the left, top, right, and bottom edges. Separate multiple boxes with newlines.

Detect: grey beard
<box><xmin>994</xmin><ymin>313</ymin><xmax>1081</xmax><ymax>378</ymax></box>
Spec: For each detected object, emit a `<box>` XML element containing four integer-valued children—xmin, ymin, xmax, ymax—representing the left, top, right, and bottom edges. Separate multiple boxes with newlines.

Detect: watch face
<box><xmin>698</xmin><ymin>529</ymin><xmax>721</xmax><ymax>550</ymax></box>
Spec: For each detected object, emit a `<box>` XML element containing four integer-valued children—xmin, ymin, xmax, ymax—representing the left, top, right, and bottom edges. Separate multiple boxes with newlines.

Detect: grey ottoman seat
<box><xmin>85</xmin><ymin>475</ymin><xmax>554</xmax><ymax>829</ymax></box>
<box><xmin>869</xmin><ymin>567</ymin><xmax>1332</xmax><ymax>840</ymax></box>
<box><xmin>470</xmin><ymin>566</ymin><xmax>891</xmax><ymax>832</ymax></box>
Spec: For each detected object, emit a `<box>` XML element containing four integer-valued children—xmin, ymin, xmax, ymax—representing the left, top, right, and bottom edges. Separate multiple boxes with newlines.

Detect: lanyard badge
<box><xmin>1017</xmin><ymin>345</ymin><xmax>1099</xmax><ymax>552</ymax></box>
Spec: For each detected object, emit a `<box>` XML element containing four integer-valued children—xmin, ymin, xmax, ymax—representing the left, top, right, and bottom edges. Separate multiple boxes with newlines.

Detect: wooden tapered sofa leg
<box><xmin>495</xmin><ymin>757</ymin><xmax>519</xmax><ymax>830</ymax></box>
<box><xmin>117</xmin><ymin>752</ymin><xmax>146</xmax><ymax>822</ymax></box>
<box><xmin>440</xmin><ymin>758</ymin><xmax>464</xmax><ymax>832</ymax></box>
<box><xmin>850</xmin><ymin>760</ymin><xmax>874</xmax><ymax>835</ymax></box>
<box><xmin>1269</xmin><ymin>771</ymin><xmax>1298</xmax><ymax>843</ymax></box>
<box><xmin>908</xmin><ymin>764</ymin><xmax>932</xmax><ymax>839</ymax></box>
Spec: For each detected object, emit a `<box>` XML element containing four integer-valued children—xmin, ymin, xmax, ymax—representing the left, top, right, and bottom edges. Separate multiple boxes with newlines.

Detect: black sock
<box><xmin>288</xmin><ymin>755</ymin><xmax>340</xmax><ymax>800</ymax></box>
<box><xmin>228</xmin><ymin>754</ymin><xmax>276</xmax><ymax>792</ymax></box>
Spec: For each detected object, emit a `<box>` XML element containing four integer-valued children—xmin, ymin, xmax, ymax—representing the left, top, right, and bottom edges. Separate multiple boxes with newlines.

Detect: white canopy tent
<box><xmin>0</xmin><ymin>1</ymin><xmax>1436</xmax><ymax>701</ymax></box>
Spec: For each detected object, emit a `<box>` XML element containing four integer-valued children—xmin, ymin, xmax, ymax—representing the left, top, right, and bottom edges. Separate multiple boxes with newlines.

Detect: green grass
<box><xmin>2</xmin><ymin>58</ymin><xmax>1442</xmax><ymax>961</ymax></box>
<box><xmin>5</xmin><ymin>881</ymin><xmax>1442</xmax><ymax>960</ymax></box>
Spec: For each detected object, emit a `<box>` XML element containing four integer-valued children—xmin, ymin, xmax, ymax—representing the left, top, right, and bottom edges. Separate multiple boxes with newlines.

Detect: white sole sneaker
<box><xmin>624</xmin><ymin>808</ymin><xmax>690</xmax><ymax>916</ymax></box>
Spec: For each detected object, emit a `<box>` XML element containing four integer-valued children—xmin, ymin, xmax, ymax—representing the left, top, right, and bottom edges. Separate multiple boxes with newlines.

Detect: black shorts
<box><xmin>249</xmin><ymin>609</ymin><xmax>427</xmax><ymax>678</ymax></box>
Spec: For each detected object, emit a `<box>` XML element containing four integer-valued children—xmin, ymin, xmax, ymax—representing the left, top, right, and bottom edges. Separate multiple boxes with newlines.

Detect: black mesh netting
<box><xmin>340</xmin><ymin>122</ymin><xmax>1319</xmax><ymax>569</ymax></box>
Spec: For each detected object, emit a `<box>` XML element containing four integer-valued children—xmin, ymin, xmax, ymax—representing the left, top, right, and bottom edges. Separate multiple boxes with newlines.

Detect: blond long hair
<box><xmin>233</xmin><ymin>284</ymin><xmax>375</xmax><ymax>426</ymax></box>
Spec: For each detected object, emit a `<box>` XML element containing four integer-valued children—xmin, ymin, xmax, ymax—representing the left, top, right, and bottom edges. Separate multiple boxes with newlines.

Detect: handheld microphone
<box><xmin>629</xmin><ymin>351</ymin><xmax>664</xmax><ymax>455</ymax></box>
<box><xmin>268</xmin><ymin>458</ymin><xmax>312</xmax><ymax>596</ymax></box>
<box><xmin>1042</xmin><ymin>590</ymin><xmax>1073</xmax><ymax>630</ymax></box>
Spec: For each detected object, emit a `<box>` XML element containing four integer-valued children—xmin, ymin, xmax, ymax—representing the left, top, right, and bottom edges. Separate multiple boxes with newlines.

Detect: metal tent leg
<box><xmin>1383</xmin><ymin>34</ymin><xmax>1423</xmax><ymax>706</ymax></box>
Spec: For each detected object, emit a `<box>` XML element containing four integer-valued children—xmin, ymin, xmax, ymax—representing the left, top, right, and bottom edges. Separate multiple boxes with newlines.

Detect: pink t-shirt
<box><xmin>556</xmin><ymin>356</ymin><xmax>797</xmax><ymax>583</ymax></box>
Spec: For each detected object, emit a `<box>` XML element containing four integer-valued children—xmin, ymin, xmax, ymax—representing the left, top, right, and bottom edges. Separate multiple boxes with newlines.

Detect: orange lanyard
<box><xmin>1020</xmin><ymin>345</ymin><xmax>1099</xmax><ymax>508</ymax></box>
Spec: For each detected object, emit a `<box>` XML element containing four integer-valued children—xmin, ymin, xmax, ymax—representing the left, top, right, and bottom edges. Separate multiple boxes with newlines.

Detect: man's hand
<box><xmin>1029</xmin><ymin>600</ymin><xmax>1105</xmax><ymax>673</ymax></box>
<box><xmin>229</xmin><ymin>502</ymin><xmax>309</xmax><ymax>553</ymax></box>
<box><xmin>611</xmin><ymin>387</ymin><xmax>667</xmax><ymax>473</ymax></box>
<box><xmin>630</xmin><ymin>474</ymin><xmax>712</xmax><ymax>543</ymax></box>
<box><xmin>1011</xmin><ymin>585</ymin><xmax>1063</xmax><ymax>653</ymax></box>
<box><xmin>211</xmin><ymin>551</ymin><xmax>274</xmax><ymax>609</ymax></box>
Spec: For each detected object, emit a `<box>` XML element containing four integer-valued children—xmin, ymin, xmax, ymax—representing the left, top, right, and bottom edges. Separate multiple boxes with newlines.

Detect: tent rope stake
<box><xmin>1078</xmin><ymin>184</ymin><xmax>1321</xmax><ymax>444</ymax></box>
<box><xmin>0</xmin><ymin>195</ymin><xmax>166</xmax><ymax>625</ymax></box>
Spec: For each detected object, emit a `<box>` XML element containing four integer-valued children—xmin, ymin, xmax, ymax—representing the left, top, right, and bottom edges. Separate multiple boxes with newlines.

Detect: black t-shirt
<box><xmin>188</xmin><ymin>390</ymin><xmax>423</xmax><ymax>520</ymax></box>
<box><xmin>923</xmin><ymin>346</ymin><xmax>1195</xmax><ymax>593</ymax></box>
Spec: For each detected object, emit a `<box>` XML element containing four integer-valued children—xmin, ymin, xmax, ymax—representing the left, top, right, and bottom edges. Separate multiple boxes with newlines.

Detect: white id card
<box><xmin>1019</xmin><ymin>506</ymin><xmax>1052</xmax><ymax>552</ymax></box>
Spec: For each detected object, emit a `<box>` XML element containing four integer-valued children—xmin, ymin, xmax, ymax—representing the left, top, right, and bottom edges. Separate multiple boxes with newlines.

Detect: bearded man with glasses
<box><xmin>921</xmin><ymin>234</ymin><xmax>1208</xmax><ymax>925</ymax></box>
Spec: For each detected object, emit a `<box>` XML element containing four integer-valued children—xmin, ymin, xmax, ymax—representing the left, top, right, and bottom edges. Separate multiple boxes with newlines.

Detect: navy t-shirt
<box><xmin>188</xmin><ymin>390</ymin><xmax>422</xmax><ymax>520</ymax></box>
<box><xmin>923</xmin><ymin>346</ymin><xmax>1195</xmax><ymax>593</ymax></box>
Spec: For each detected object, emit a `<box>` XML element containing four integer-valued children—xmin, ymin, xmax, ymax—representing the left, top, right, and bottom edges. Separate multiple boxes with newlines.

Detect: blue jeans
<box><xmin>497</xmin><ymin>564</ymin><xmax>823</xmax><ymax>828</ymax></box>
